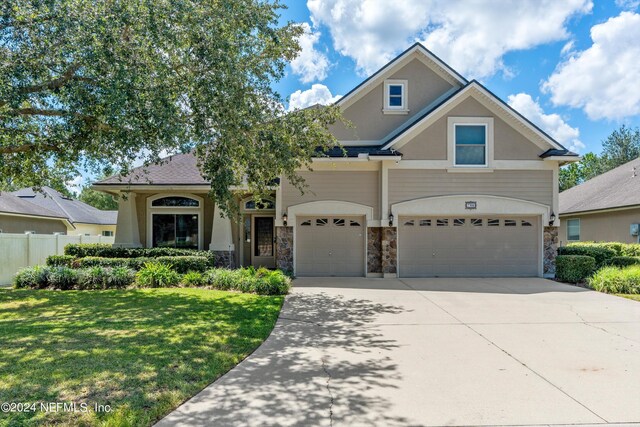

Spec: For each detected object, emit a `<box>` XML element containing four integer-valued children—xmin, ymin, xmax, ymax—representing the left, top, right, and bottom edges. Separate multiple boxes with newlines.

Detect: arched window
<box><xmin>152</xmin><ymin>196</ymin><xmax>199</xmax><ymax>207</ymax></box>
<box><xmin>147</xmin><ymin>194</ymin><xmax>203</xmax><ymax>249</ymax></box>
<box><xmin>244</xmin><ymin>199</ymin><xmax>275</xmax><ymax>210</ymax></box>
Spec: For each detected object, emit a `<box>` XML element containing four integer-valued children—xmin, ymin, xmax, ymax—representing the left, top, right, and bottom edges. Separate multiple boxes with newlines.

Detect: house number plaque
<box><xmin>465</xmin><ymin>201</ymin><xmax>477</xmax><ymax>210</ymax></box>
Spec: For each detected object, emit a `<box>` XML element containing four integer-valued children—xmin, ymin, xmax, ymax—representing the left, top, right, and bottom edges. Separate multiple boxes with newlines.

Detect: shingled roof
<box><xmin>12</xmin><ymin>187</ymin><xmax>117</xmax><ymax>225</ymax></box>
<box><xmin>0</xmin><ymin>192</ymin><xmax>66</xmax><ymax>219</ymax></box>
<box><xmin>96</xmin><ymin>153</ymin><xmax>209</xmax><ymax>186</ymax></box>
<box><xmin>560</xmin><ymin>157</ymin><xmax>640</xmax><ymax>215</ymax></box>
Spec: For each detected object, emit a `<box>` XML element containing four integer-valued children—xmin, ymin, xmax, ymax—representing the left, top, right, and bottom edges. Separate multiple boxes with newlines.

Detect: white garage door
<box><xmin>296</xmin><ymin>216</ymin><xmax>365</xmax><ymax>277</ymax></box>
<box><xmin>398</xmin><ymin>216</ymin><xmax>539</xmax><ymax>277</ymax></box>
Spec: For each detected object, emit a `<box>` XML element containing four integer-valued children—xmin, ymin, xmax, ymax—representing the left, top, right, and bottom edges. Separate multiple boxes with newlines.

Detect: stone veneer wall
<box><xmin>276</xmin><ymin>226</ymin><xmax>294</xmax><ymax>273</ymax></box>
<box><xmin>367</xmin><ymin>227</ymin><xmax>382</xmax><ymax>274</ymax></box>
<box><xmin>213</xmin><ymin>250</ymin><xmax>236</xmax><ymax>269</ymax></box>
<box><xmin>543</xmin><ymin>226</ymin><xmax>558</xmax><ymax>276</ymax></box>
<box><xmin>382</xmin><ymin>227</ymin><xmax>397</xmax><ymax>275</ymax></box>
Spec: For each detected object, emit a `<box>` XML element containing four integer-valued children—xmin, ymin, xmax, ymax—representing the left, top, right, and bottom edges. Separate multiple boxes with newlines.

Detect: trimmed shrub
<box><xmin>73</xmin><ymin>257</ymin><xmax>133</xmax><ymax>269</ymax></box>
<box><xmin>182</xmin><ymin>271</ymin><xmax>206</xmax><ymax>287</ymax></box>
<box><xmin>48</xmin><ymin>267</ymin><xmax>79</xmax><ymax>290</ymax></box>
<box><xmin>606</xmin><ymin>256</ymin><xmax>640</xmax><ymax>268</ymax></box>
<box><xmin>72</xmin><ymin>256</ymin><xmax>211</xmax><ymax>273</ymax></box>
<box><xmin>558</xmin><ymin>245</ymin><xmax>616</xmax><ymax>268</ymax></box>
<box><xmin>46</xmin><ymin>255</ymin><xmax>75</xmax><ymax>267</ymax></box>
<box><xmin>63</xmin><ymin>243</ymin><xmax>215</xmax><ymax>261</ymax></box>
<box><xmin>135</xmin><ymin>262</ymin><xmax>181</xmax><ymax>288</ymax></box>
<box><xmin>555</xmin><ymin>255</ymin><xmax>596</xmax><ymax>283</ymax></box>
<box><xmin>589</xmin><ymin>266</ymin><xmax>640</xmax><ymax>294</ymax></box>
<box><xmin>14</xmin><ymin>265</ymin><xmax>50</xmax><ymax>289</ymax></box>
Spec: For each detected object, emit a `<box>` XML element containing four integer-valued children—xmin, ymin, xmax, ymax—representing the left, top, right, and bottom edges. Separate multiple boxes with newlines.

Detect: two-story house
<box><xmin>94</xmin><ymin>43</ymin><xmax>578</xmax><ymax>278</ymax></box>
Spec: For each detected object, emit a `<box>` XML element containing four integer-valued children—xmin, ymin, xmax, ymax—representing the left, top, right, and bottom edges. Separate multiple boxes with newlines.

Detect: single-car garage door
<box><xmin>398</xmin><ymin>216</ymin><xmax>539</xmax><ymax>277</ymax></box>
<box><xmin>296</xmin><ymin>216</ymin><xmax>365</xmax><ymax>277</ymax></box>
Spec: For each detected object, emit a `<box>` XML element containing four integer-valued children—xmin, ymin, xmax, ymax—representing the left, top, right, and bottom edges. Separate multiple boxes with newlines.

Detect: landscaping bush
<box><xmin>606</xmin><ymin>256</ymin><xmax>640</xmax><ymax>268</ymax></box>
<box><xmin>64</xmin><ymin>243</ymin><xmax>215</xmax><ymax>261</ymax></box>
<box><xmin>46</xmin><ymin>254</ymin><xmax>76</xmax><ymax>267</ymax></box>
<box><xmin>48</xmin><ymin>267</ymin><xmax>79</xmax><ymax>290</ymax></box>
<box><xmin>558</xmin><ymin>245</ymin><xmax>616</xmax><ymax>268</ymax></box>
<box><xmin>566</xmin><ymin>241</ymin><xmax>640</xmax><ymax>258</ymax></box>
<box><xmin>77</xmin><ymin>266</ymin><xmax>108</xmax><ymax>290</ymax></box>
<box><xmin>555</xmin><ymin>255</ymin><xmax>596</xmax><ymax>283</ymax></box>
<box><xmin>107</xmin><ymin>267</ymin><xmax>136</xmax><ymax>289</ymax></box>
<box><xmin>14</xmin><ymin>265</ymin><xmax>50</xmax><ymax>289</ymax></box>
<box><xmin>135</xmin><ymin>262</ymin><xmax>181</xmax><ymax>288</ymax></box>
<box><xmin>589</xmin><ymin>265</ymin><xmax>640</xmax><ymax>294</ymax></box>
<box><xmin>203</xmin><ymin>267</ymin><xmax>291</xmax><ymax>295</ymax></box>
<box><xmin>182</xmin><ymin>271</ymin><xmax>206</xmax><ymax>287</ymax></box>
<box><xmin>72</xmin><ymin>255</ymin><xmax>211</xmax><ymax>273</ymax></box>
<box><xmin>14</xmin><ymin>265</ymin><xmax>135</xmax><ymax>290</ymax></box>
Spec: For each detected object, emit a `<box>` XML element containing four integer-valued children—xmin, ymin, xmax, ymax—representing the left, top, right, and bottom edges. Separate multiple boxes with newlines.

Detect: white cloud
<box><xmin>288</xmin><ymin>84</ymin><xmax>341</xmax><ymax>111</ymax></box>
<box><xmin>542</xmin><ymin>12</ymin><xmax>640</xmax><ymax>120</ymax></box>
<box><xmin>290</xmin><ymin>23</ymin><xmax>331</xmax><ymax>83</ymax></box>
<box><xmin>66</xmin><ymin>175</ymin><xmax>84</xmax><ymax>194</ymax></box>
<box><xmin>616</xmin><ymin>0</ymin><xmax>639</xmax><ymax>10</ymax></box>
<box><xmin>307</xmin><ymin>0</ymin><xmax>592</xmax><ymax>78</ymax></box>
<box><xmin>508</xmin><ymin>93</ymin><xmax>585</xmax><ymax>153</ymax></box>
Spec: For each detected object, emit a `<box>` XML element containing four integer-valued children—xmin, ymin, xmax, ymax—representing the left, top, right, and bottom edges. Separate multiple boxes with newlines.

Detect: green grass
<box><xmin>617</xmin><ymin>294</ymin><xmax>640</xmax><ymax>302</ymax></box>
<box><xmin>0</xmin><ymin>288</ymin><xmax>284</xmax><ymax>426</ymax></box>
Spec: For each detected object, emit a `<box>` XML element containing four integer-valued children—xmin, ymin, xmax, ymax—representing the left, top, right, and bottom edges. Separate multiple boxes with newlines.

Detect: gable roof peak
<box><xmin>336</xmin><ymin>42</ymin><xmax>468</xmax><ymax>109</ymax></box>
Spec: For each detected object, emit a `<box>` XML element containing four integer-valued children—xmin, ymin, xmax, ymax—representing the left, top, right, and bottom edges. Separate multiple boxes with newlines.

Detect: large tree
<box><xmin>0</xmin><ymin>0</ymin><xmax>342</xmax><ymax>211</ymax></box>
<box><xmin>559</xmin><ymin>125</ymin><xmax>640</xmax><ymax>192</ymax></box>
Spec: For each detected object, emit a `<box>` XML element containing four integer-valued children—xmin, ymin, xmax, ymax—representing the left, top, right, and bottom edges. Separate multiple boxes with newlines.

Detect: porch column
<box><xmin>210</xmin><ymin>204</ymin><xmax>236</xmax><ymax>268</ymax></box>
<box><xmin>113</xmin><ymin>192</ymin><xmax>142</xmax><ymax>248</ymax></box>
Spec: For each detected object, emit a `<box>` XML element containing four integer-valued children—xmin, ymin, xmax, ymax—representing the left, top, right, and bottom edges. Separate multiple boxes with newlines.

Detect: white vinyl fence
<box><xmin>0</xmin><ymin>233</ymin><xmax>115</xmax><ymax>285</ymax></box>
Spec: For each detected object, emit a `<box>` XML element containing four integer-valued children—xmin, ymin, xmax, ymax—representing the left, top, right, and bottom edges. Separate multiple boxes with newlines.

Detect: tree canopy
<box><xmin>0</xmin><ymin>0</ymin><xmax>342</xmax><ymax>211</ymax></box>
<box><xmin>560</xmin><ymin>125</ymin><xmax>640</xmax><ymax>191</ymax></box>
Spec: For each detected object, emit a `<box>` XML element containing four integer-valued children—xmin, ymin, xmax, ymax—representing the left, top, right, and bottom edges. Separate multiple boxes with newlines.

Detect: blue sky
<box><xmin>273</xmin><ymin>0</ymin><xmax>640</xmax><ymax>155</ymax></box>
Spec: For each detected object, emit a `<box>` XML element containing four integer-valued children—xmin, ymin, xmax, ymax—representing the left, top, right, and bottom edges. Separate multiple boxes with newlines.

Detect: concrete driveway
<box><xmin>158</xmin><ymin>278</ymin><xmax>640</xmax><ymax>426</ymax></box>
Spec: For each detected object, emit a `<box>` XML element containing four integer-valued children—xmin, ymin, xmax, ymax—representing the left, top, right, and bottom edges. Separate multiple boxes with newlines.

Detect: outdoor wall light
<box><xmin>549</xmin><ymin>211</ymin><xmax>556</xmax><ymax>226</ymax></box>
<box><xmin>388</xmin><ymin>213</ymin><xmax>394</xmax><ymax>225</ymax></box>
<box><xmin>282</xmin><ymin>213</ymin><xmax>288</xmax><ymax>226</ymax></box>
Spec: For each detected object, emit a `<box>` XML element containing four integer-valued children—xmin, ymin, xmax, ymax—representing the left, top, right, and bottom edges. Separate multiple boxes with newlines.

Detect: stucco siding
<box><xmin>388</xmin><ymin>169</ymin><xmax>553</xmax><ymax>208</ymax></box>
<box><xmin>400</xmin><ymin>97</ymin><xmax>543</xmax><ymax>161</ymax></box>
<box><xmin>330</xmin><ymin>59</ymin><xmax>456</xmax><ymax>141</ymax></box>
<box><xmin>560</xmin><ymin>208</ymin><xmax>640</xmax><ymax>245</ymax></box>
<box><xmin>0</xmin><ymin>215</ymin><xmax>67</xmax><ymax>234</ymax></box>
<box><xmin>282</xmin><ymin>171</ymin><xmax>380</xmax><ymax>219</ymax></box>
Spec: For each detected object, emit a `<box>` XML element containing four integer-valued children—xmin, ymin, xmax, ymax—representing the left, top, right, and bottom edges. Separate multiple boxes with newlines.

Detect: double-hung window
<box><xmin>455</xmin><ymin>124</ymin><xmax>487</xmax><ymax>166</ymax></box>
<box><xmin>448</xmin><ymin>117</ymin><xmax>493</xmax><ymax>168</ymax></box>
<box><xmin>383</xmin><ymin>80</ymin><xmax>408</xmax><ymax>113</ymax></box>
<box><xmin>567</xmin><ymin>219</ymin><xmax>580</xmax><ymax>241</ymax></box>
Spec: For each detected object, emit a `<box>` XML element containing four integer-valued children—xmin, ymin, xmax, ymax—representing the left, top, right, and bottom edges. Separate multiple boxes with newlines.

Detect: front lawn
<box><xmin>0</xmin><ymin>288</ymin><xmax>283</xmax><ymax>426</ymax></box>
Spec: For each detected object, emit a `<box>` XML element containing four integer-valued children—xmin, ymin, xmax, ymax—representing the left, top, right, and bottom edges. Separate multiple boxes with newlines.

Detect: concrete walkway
<box><xmin>157</xmin><ymin>278</ymin><xmax>640</xmax><ymax>426</ymax></box>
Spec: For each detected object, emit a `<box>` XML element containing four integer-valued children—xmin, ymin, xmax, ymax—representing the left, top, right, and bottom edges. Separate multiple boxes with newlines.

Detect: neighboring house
<box><xmin>559</xmin><ymin>157</ymin><xmax>640</xmax><ymax>245</ymax></box>
<box><xmin>12</xmin><ymin>186</ymin><xmax>117</xmax><ymax>237</ymax></box>
<box><xmin>94</xmin><ymin>43</ymin><xmax>577</xmax><ymax>278</ymax></box>
<box><xmin>0</xmin><ymin>192</ymin><xmax>70</xmax><ymax>234</ymax></box>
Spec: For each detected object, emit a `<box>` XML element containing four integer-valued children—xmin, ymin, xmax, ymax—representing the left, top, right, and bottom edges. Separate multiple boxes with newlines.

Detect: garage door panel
<box><xmin>296</xmin><ymin>216</ymin><xmax>365</xmax><ymax>277</ymax></box>
<box><xmin>399</xmin><ymin>216</ymin><xmax>539</xmax><ymax>277</ymax></box>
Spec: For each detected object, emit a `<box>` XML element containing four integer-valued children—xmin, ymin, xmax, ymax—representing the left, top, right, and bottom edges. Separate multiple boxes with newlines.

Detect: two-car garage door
<box><xmin>398</xmin><ymin>216</ymin><xmax>539</xmax><ymax>277</ymax></box>
<box><xmin>296</xmin><ymin>216</ymin><xmax>365</xmax><ymax>277</ymax></box>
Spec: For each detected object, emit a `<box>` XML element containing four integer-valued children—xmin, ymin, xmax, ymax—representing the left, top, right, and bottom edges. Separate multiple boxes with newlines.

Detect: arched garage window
<box><xmin>148</xmin><ymin>195</ymin><xmax>203</xmax><ymax>249</ymax></box>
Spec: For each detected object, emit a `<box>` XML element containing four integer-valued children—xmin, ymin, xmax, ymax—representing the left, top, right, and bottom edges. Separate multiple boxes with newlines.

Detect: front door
<box><xmin>252</xmin><ymin>216</ymin><xmax>275</xmax><ymax>268</ymax></box>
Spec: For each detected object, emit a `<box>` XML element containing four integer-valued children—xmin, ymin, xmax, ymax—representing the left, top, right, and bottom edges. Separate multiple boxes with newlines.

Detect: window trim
<box><xmin>146</xmin><ymin>193</ymin><xmax>204</xmax><ymax>249</ymax></box>
<box><xmin>448</xmin><ymin>117</ymin><xmax>494</xmax><ymax>168</ymax></box>
<box><xmin>567</xmin><ymin>218</ymin><xmax>580</xmax><ymax>241</ymax></box>
<box><xmin>383</xmin><ymin>80</ymin><xmax>409</xmax><ymax>114</ymax></box>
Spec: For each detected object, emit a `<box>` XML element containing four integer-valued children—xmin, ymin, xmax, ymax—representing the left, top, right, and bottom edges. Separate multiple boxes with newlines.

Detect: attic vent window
<box><xmin>383</xmin><ymin>80</ymin><xmax>408</xmax><ymax>114</ymax></box>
